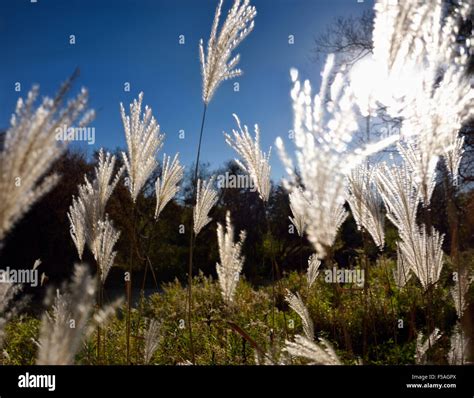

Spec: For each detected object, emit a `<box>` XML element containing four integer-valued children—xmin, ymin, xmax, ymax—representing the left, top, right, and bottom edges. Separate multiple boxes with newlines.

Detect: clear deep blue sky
<box><xmin>0</xmin><ymin>0</ymin><xmax>373</xmax><ymax>179</ymax></box>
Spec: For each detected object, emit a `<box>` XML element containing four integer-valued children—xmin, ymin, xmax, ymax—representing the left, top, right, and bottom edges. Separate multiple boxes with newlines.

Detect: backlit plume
<box><xmin>199</xmin><ymin>0</ymin><xmax>257</xmax><ymax>105</ymax></box>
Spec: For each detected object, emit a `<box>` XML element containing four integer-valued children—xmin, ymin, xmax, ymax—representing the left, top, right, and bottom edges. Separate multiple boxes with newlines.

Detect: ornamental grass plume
<box><xmin>284</xmin><ymin>335</ymin><xmax>342</xmax><ymax>366</ymax></box>
<box><xmin>224</xmin><ymin>114</ymin><xmax>271</xmax><ymax>202</ymax></box>
<box><xmin>306</xmin><ymin>254</ymin><xmax>321</xmax><ymax>289</ymax></box>
<box><xmin>397</xmin><ymin>225</ymin><xmax>444</xmax><ymax>291</ymax></box>
<box><xmin>120</xmin><ymin>92</ymin><xmax>164</xmax><ymax>203</ymax></box>
<box><xmin>283</xmin><ymin>289</ymin><xmax>341</xmax><ymax>365</ymax></box>
<box><xmin>199</xmin><ymin>0</ymin><xmax>256</xmax><ymax>105</ymax></box>
<box><xmin>285</xmin><ymin>290</ymin><xmax>313</xmax><ymax>340</ymax></box>
<box><xmin>68</xmin><ymin>149</ymin><xmax>123</xmax><ymax>262</ymax></box>
<box><xmin>67</xmin><ymin>151</ymin><xmax>122</xmax><ymax>362</ymax></box>
<box><xmin>154</xmin><ymin>153</ymin><xmax>184</xmax><ymax>220</ymax></box>
<box><xmin>443</xmin><ymin>135</ymin><xmax>465</xmax><ymax>187</ymax></box>
<box><xmin>288</xmin><ymin>187</ymin><xmax>308</xmax><ymax>237</ymax></box>
<box><xmin>120</xmin><ymin>91</ymin><xmax>163</xmax><ymax>362</ymax></box>
<box><xmin>68</xmin><ymin>197</ymin><xmax>87</xmax><ymax>260</ymax></box>
<box><xmin>216</xmin><ymin>212</ymin><xmax>246</xmax><ymax>305</ymax></box>
<box><xmin>0</xmin><ymin>80</ymin><xmax>93</xmax><ymax>242</ymax></box>
<box><xmin>375</xmin><ymin>162</ymin><xmax>445</xmax><ymax>290</ymax></box>
<box><xmin>276</xmin><ymin>58</ymin><xmax>354</xmax><ymax>259</ymax></box>
<box><xmin>347</xmin><ymin>164</ymin><xmax>385</xmax><ymax>249</ymax></box>
<box><xmin>415</xmin><ymin>328</ymin><xmax>442</xmax><ymax>365</ymax></box>
<box><xmin>277</xmin><ymin>55</ymin><xmax>400</xmax><ymax>259</ymax></box>
<box><xmin>368</xmin><ymin>0</ymin><xmax>474</xmax><ymax>206</ymax></box>
<box><xmin>143</xmin><ymin>318</ymin><xmax>161</xmax><ymax>365</ymax></box>
<box><xmin>36</xmin><ymin>264</ymin><xmax>119</xmax><ymax>365</ymax></box>
<box><xmin>193</xmin><ymin>177</ymin><xmax>218</xmax><ymax>236</ymax></box>
<box><xmin>186</xmin><ymin>0</ymin><xmax>257</xmax><ymax>363</ymax></box>
<box><xmin>374</xmin><ymin>162</ymin><xmax>418</xmax><ymax>239</ymax></box>
<box><xmin>91</xmin><ymin>216</ymin><xmax>121</xmax><ymax>284</ymax></box>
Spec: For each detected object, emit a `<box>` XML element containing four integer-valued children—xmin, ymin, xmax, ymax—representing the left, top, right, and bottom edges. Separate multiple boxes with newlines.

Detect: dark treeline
<box><xmin>1</xmin><ymin>145</ymin><xmax>474</xmax><ymax>298</ymax></box>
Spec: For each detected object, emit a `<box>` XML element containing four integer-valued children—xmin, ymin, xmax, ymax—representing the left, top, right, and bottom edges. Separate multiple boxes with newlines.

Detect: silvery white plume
<box><xmin>374</xmin><ymin>162</ymin><xmax>419</xmax><ymax>236</ymax></box>
<box><xmin>0</xmin><ymin>85</ymin><xmax>93</xmax><ymax>242</ymax></box>
<box><xmin>284</xmin><ymin>289</ymin><xmax>340</xmax><ymax>365</ymax></box>
<box><xmin>285</xmin><ymin>289</ymin><xmax>314</xmax><ymax>340</ymax></box>
<box><xmin>443</xmin><ymin>135</ymin><xmax>465</xmax><ymax>187</ymax></box>
<box><xmin>199</xmin><ymin>0</ymin><xmax>257</xmax><ymax>104</ymax></box>
<box><xmin>36</xmin><ymin>264</ymin><xmax>119</xmax><ymax>365</ymax></box>
<box><xmin>375</xmin><ymin>162</ymin><xmax>444</xmax><ymax>290</ymax></box>
<box><xmin>393</xmin><ymin>247</ymin><xmax>412</xmax><ymax>289</ymax></box>
<box><xmin>275</xmin><ymin>58</ymin><xmax>354</xmax><ymax>259</ymax></box>
<box><xmin>277</xmin><ymin>57</ymin><xmax>399</xmax><ymax>258</ymax></box>
<box><xmin>120</xmin><ymin>92</ymin><xmax>164</xmax><ymax>202</ymax></box>
<box><xmin>90</xmin><ymin>149</ymin><xmax>124</xmax><ymax>215</ymax></box>
<box><xmin>216</xmin><ymin>211</ymin><xmax>246</xmax><ymax>305</ymax></box>
<box><xmin>154</xmin><ymin>153</ymin><xmax>184</xmax><ymax>220</ymax></box>
<box><xmin>288</xmin><ymin>187</ymin><xmax>308</xmax><ymax>237</ymax></box>
<box><xmin>451</xmin><ymin>267</ymin><xmax>473</xmax><ymax>319</ymax></box>
<box><xmin>193</xmin><ymin>177</ymin><xmax>218</xmax><ymax>235</ymax></box>
<box><xmin>415</xmin><ymin>328</ymin><xmax>442</xmax><ymax>365</ymax></box>
<box><xmin>284</xmin><ymin>335</ymin><xmax>341</xmax><ymax>365</ymax></box>
<box><xmin>398</xmin><ymin>142</ymin><xmax>437</xmax><ymax>207</ymax></box>
<box><xmin>68</xmin><ymin>149</ymin><xmax>123</xmax><ymax>264</ymax></box>
<box><xmin>369</xmin><ymin>0</ymin><xmax>473</xmax><ymax>205</ymax></box>
<box><xmin>68</xmin><ymin>197</ymin><xmax>87</xmax><ymax>260</ymax></box>
<box><xmin>91</xmin><ymin>216</ymin><xmax>121</xmax><ymax>284</ymax></box>
<box><xmin>144</xmin><ymin>318</ymin><xmax>161</xmax><ymax>364</ymax></box>
<box><xmin>397</xmin><ymin>225</ymin><xmax>444</xmax><ymax>291</ymax></box>
<box><xmin>224</xmin><ymin>114</ymin><xmax>271</xmax><ymax>202</ymax></box>
<box><xmin>347</xmin><ymin>164</ymin><xmax>385</xmax><ymax>249</ymax></box>
<box><xmin>307</xmin><ymin>254</ymin><xmax>321</xmax><ymax>288</ymax></box>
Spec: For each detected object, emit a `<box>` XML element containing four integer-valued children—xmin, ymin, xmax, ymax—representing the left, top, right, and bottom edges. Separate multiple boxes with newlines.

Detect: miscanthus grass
<box><xmin>224</xmin><ymin>114</ymin><xmax>271</xmax><ymax>203</ymax></box>
<box><xmin>154</xmin><ymin>154</ymin><xmax>184</xmax><ymax>220</ymax></box>
<box><xmin>284</xmin><ymin>290</ymin><xmax>341</xmax><ymax>365</ymax></box>
<box><xmin>67</xmin><ymin>149</ymin><xmax>123</xmax><ymax>360</ymax></box>
<box><xmin>120</xmin><ymin>92</ymin><xmax>163</xmax><ymax>362</ymax></box>
<box><xmin>36</xmin><ymin>264</ymin><xmax>119</xmax><ymax>365</ymax></box>
<box><xmin>1</xmin><ymin>0</ymin><xmax>473</xmax><ymax>367</ymax></box>
<box><xmin>216</xmin><ymin>211</ymin><xmax>246</xmax><ymax>306</ymax></box>
<box><xmin>186</xmin><ymin>0</ymin><xmax>257</xmax><ymax>363</ymax></box>
<box><xmin>276</xmin><ymin>59</ymin><xmax>397</xmax><ymax>259</ymax></box>
<box><xmin>0</xmin><ymin>78</ymin><xmax>93</xmax><ymax>243</ymax></box>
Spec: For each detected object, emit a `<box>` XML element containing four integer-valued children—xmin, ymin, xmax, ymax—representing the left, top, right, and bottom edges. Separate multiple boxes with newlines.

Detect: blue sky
<box><xmin>0</xmin><ymin>0</ymin><xmax>373</xmax><ymax>179</ymax></box>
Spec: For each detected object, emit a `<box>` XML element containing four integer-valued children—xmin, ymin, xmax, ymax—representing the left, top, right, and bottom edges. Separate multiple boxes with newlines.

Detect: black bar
<box><xmin>0</xmin><ymin>365</ymin><xmax>472</xmax><ymax>397</ymax></box>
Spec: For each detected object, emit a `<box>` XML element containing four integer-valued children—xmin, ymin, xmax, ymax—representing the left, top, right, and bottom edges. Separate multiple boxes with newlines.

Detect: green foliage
<box><xmin>2</xmin><ymin>252</ymin><xmax>472</xmax><ymax>365</ymax></box>
<box><xmin>2</xmin><ymin>316</ymin><xmax>40</xmax><ymax>365</ymax></box>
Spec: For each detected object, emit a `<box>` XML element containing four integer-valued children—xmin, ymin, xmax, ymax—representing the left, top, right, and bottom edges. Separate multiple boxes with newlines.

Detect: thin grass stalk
<box><xmin>424</xmin><ymin>284</ymin><xmax>435</xmax><ymax>352</ymax></box>
<box><xmin>126</xmin><ymin>202</ymin><xmax>136</xmax><ymax>364</ymax></box>
<box><xmin>361</xmin><ymin>231</ymin><xmax>370</xmax><ymax>360</ymax></box>
<box><xmin>381</xmin><ymin>255</ymin><xmax>398</xmax><ymax>345</ymax></box>
<box><xmin>96</xmin><ymin>265</ymin><xmax>102</xmax><ymax>364</ymax></box>
<box><xmin>446</xmin><ymin>174</ymin><xmax>466</xmax><ymax>363</ymax></box>
<box><xmin>299</xmin><ymin>235</ymin><xmax>306</xmax><ymax>290</ymax></box>
<box><xmin>186</xmin><ymin>103</ymin><xmax>208</xmax><ymax>363</ymax></box>
<box><xmin>264</xmin><ymin>204</ymin><xmax>276</xmax><ymax>336</ymax></box>
<box><xmin>135</xmin><ymin>221</ymin><xmax>160</xmax><ymax>363</ymax></box>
